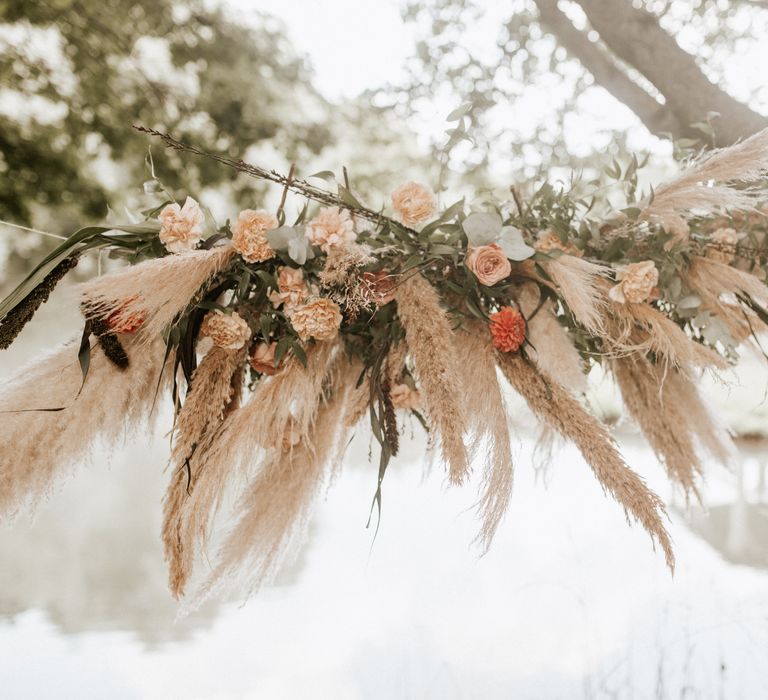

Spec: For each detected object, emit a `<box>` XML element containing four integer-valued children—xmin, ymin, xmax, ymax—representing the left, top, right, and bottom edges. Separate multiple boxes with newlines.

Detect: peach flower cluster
<box><xmin>231</xmin><ymin>209</ymin><xmax>278</xmax><ymax>263</ymax></box>
<box><xmin>289</xmin><ymin>298</ymin><xmax>343</xmax><ymax>341</ymax></box>
<box><xmin>306</xmin><ymin>207</ymin><xmax>356</xmax><ymax>253</ymax></box>
<box><xmin>158</xmin><ymin>197</ymin><xmax>204</xmax><ymax>253</ymax></box>
<box><xmin>609</xmin><ymin>260</ymin><xmax>659</xmax><ymax>304</ymax></box>
<box><xmin>391</xmin><ymin>182</ymin><xmax>437</xmax><ymax>227</ymax></box>
<box><xmin>707</xmin><ymin>227</ymin><xmax>739</xmax><ymax>264</ymax></box>
<box><xmin>200</xmin><ymin>311</ymin><xmax>251</xmax><ymax>350</ymax></box>
<box><xmin>390</xmin><ymin>383</ymin><xmax>420</xmax><ymax>410</ymax></box>
<box><xmin>465</xmin><ymin>243</ymin><xmax>512</xmax><ymax>286</ymax></box>
<box><xmin>489</xmin><ymin>306</ymin><xmax>526</xmax><ymax>353</ymax></box>
<box><xmin>269</xmin><ymin>266</ymin><xmax>310</xmax><ymax>311</ymax></box>
<box><xmin>249</xmin><ymin>341</ymin><xmax>280</xmax><ymax>375</ymax></box>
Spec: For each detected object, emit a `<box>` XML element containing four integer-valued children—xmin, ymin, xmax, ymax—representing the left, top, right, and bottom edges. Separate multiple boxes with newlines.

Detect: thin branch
<box><xmin>134</xmin><ymin>126</ymin><xmax>417</xmax><ymax>236</ymax></box>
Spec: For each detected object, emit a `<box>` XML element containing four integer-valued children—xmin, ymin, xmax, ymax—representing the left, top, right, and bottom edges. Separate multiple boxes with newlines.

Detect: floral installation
<box><xmin>2</xmin><ymin>124</ymin><xmax>768</xmax><ymax>604</ymax></box>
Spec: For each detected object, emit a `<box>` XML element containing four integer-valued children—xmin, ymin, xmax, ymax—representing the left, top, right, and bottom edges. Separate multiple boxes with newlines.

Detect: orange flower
<box><xmin>106</xmin><ymin>295</ymin><xmax>146</xmax><ymax>334</ymax></box>
<box><xmin>489</xmin><ymin>306</ymin><xmax>526</xmax><ymax>353</ymax></box>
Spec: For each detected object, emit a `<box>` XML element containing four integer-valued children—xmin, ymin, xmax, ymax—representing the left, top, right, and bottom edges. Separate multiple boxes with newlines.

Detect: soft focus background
<box><xmin>1</xmin><ymin>1</ymin><xmax>768</xmax><ymax>698</ymax></box>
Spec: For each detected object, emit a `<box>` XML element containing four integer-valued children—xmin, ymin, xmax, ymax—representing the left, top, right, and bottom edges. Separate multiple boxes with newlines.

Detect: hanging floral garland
<box><xmin>1</xmin><ymin>126</ymin><xmax>768</xmax><ymax>604</ymax></box>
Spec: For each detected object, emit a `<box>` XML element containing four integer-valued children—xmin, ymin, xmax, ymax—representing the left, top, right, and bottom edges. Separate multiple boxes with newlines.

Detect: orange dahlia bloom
<box><xmin>489</xmin><ymin>306</ymin><xmax>526</xmax><ymax>353</ymax></box>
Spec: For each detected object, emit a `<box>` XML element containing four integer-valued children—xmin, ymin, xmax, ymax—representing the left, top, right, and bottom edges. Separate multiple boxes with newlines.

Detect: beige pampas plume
<box><xmin>517</xmin><ymin>282</ymin><xmax>586</xmax><ymax>393</ymax></box>
<box><xmin>496</xmin><ymin>351</ymin><xmax>675</xmax><ymax>571</ymax></box>
<box><xmin>614</xmin><ymin>356</ymin><xmax>733</xmax><ymax>500</ymax></box>
<box><xmin>0</xmin><ymin>336</ymin><xmax>169</xmax><ymax>517</ymax></box>
<box><xmin>167</xmin><ymin>341</ymin><xmax>338</xmax><ymax>598</ymax></box>
<box><xmin>81</xmin><ymin>245</ymin><xmax>236</xmax><ymax>340</ymax></box>
<box><xmin>640</xmin><ymin>127</ymin><xmax>768</xmax><ymax>232</ymax></box>
<box><xmin>607</xmin><ymin>298</ymin><xmax>727</xmax><ymax>370</ymax></box>
<box><xmin>454</xmin><ymin>322</ymin><xmax>514</xmax><ymax>551</ymax></box>
<box><xmin>395</xmin><ymin>272</ymin><xmax>470</xmax><ymax>484</ymax></box>
<box><xmin>543</xmin><ymin>255</ymin><xmax>608</xmax><ymax>336</ymax></box>
<box><xmin>163</xmin><ymin>345</ymin><xmax>244</xmax><ymax>598</ymax></box>
<box><xmin>189</xmin><ymin>353</ymin><xmax>359</xmax><ymax>605</ymax></box>
<box><xmin>686</xmin><ymin>256</ymin><xmax>768</xmax><ymax>341</ymax></box>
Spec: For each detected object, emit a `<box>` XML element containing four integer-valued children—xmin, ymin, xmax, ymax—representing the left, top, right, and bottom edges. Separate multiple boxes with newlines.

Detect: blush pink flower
<box><xmin>609</xmin><ymin>260</ymin><xmax>659</xmax><ymax>304</ymax></box>
<box><xmin>306</xmin><ymin>207</ymin><xmax>356</xmax><ymax>253</ymax></box>
<box><xmin>200</xmin><ymin>311</ymin><xmax>251</xmax><ymax>350</ymax></box>
<box><xmin>158</xmin><ymin>197</ymin><xmax>204</xmax><ymax>253</ymax></box>
<box><xmin>465</xmin><ymin>243</ymin><xmax>512</xmax><ymax>286</ymax></box>
<box><xmin>390</xmin><ymin>383</ymin><xmax>421</xmax><ymax>410</ymax></box>
<box><xmin>231</xmin><ymin>209</ymin><xmax>278</xmax><ymax>263</ymax></box>
<box><xmin>249</xmin><ymin>341</ymin><xmax>280</xmax><ymax>375</ymax></box>
<box><xmin>289</xmin><ymin>298</ymin><xmax>343</xmax><ymax>341</ymax></box>
<box><xmin>391</xmin><ymin>182</ymin><xmax>437</xmax><ymax>227</ymax></box>
<box><xmin>269</xmin><ymin>266</ymin><xmax>310</xmax><ymax>312</ymax></box>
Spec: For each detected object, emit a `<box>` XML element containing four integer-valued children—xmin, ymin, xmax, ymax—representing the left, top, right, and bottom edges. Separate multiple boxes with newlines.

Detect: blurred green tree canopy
<box><xmin>0</xmin><ymin>0</ymin><xmax>333</xmax><ymax>232</ymax></box>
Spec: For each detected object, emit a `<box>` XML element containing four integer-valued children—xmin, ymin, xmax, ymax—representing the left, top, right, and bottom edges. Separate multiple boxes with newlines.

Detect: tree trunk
<box><xmin>535</xmin><ymin>0</ymin><xmax>767</xmax><ymax>146</ymax></box>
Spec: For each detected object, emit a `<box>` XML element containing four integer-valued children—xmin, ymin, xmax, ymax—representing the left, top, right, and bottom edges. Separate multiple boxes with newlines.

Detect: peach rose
<box><xmin>269</xmin><ymin>266</ymin><xmax>310</xmax><ymax>311</ymax></box>
<box><xmin>390</xmin><ymin>382</ymin><xmax>420</xmax><ymax>410</ymax></box>
<box><xmin>231</xmin><ymin>209</ymin><xmax>278</xmax><ymax>263</ymax></box>
<box><xmin>609</xmin><ymin>260</ymin><xmax>659</xmax><ymax>304</ymax></box>
<box><xmin>306</xmin><ymin>207</ymin><xmax>356</xmax><ymax>253</ymax></box>
<box><xmin>289</xmin><ymin>298</ymin><xmax>343</xmax><ymax>341</ymax></box>
<box><xmin>249</xmin><ymin>341</ymin><xmax>279</xmax><ymax>375</ymax></box>
<box><xmin>158</xmin><ymin>197</ymin><xmax>204</xmax><ymax>253</ymax></box>
<box><xmin>200</xmin><ymin>311</ymin><xmax>251</xmax><ymax>350</ymax></box>
<box><xmin>707</xmin><ymin>227</ymin><xmax>739</xmax><ymax>264</ymax></box>
<box><xmin>465</xmin><ymin>243</ymin><xmax>512</xmax><ymax>286</ymax></box>
<box><xmin>391</xmin><ymin>182</ymin><xmax>437</xmax><ymax>227</ymax></box>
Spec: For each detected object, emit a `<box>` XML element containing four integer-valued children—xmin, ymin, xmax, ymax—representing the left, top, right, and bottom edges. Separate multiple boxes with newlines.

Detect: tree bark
<box><xmin>535</xmin><ymin>0</ymin><xmax>767</xmax><ymax>145</ymax></box>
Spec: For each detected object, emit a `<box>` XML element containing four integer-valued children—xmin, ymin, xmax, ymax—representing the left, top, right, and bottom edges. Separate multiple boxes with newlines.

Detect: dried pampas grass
<box><xmin>163</xmin><ymin>345</ymin><xmax>245</xmax><ymax>598</ymax></box>
<box><xmin>395</xmin><ymin>273</ymin><xmax>469</xmax><ymax>484</ymax></box>
<box><xmin>607</xmin><ymin>298</ymin><xmax>726</xmax><ymax>370</ymax></box>
<box><xmin>496</xmin><ymin>351</ymin><xmax>674</xmax><ymax>570</ymax></box>
<box><xmin>454</xmin><ymin>322</ymin><xmax>514</xmax><ymax>551</ymax></box>
<box><xmin>0</xmin><ymin>336</ymin><xmax>168</xmax><ymax>517</ymax></box>
<box><xmin>190</xmin><ymin>353</ymin><xmax>360</xmax><ymax>604</ymax></box>
<box><xmin>166</xmin><ymin>341</ymin><xmax>338</xmax><ymax>598</ymax></box>
<box><xmin>640</xmin><ymin>127</ymin><xmax>768</xmax><ymax>231</ymax></box>
<box><xmin>543</xmin><ymin>256</ymin><xmax>608</xmax><ymax>336</ymax></box>
<box><xmin>614</xmin><ymin>356</ymin><xmax>732</xmax><ymax>500</ymax></box>
<box><xmin>517</xmin><ymin>282</ymin><xmax>586</xmax><ymax>393</ymax></box>
<box><xmin>81</xmin><ymin>245</ymin><xmax>236</xmax><ymax>340</ymax></box>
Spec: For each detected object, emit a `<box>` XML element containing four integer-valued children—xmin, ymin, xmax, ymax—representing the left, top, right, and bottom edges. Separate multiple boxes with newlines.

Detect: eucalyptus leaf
<box><xmin>497</xmin><ymin>226</ymin><xmax>535</xmax><ymax>261</ymax></box>
<box><xmin>462</xmin><ymin>212</ymin><xmax>501</xmax><ymax>246</ymax></box>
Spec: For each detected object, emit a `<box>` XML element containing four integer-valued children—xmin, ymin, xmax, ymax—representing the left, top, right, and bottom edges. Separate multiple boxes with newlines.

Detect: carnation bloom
<box><xmin>231</xmin><ymin>209</ymin><xmax>278</xmax><ymax>263</ymax></box>
<box><xmin>534</xmin><ymin>229</ymin><xmax>582</xmax><ymax>257</ymax></box>
<box><xmin>391</xmin><ymin>182</ymin><xmax>437</xmax><ymax>227</ymax></box>
<box><xmin>465</xmin><ymin>243</ymin><xmax>512</xmax><ymax>286</ymax></box>
<box><xmin>390</xmin><ymin>382</ymin><xmax>420</xmax><ymax>410</ymax></box>
<box><xmin>158</xmin><ymin>197</ymin><xmax>204</xmax><ymax>253</ymax></box>
<box><xmin>289</xmin><ymin>298</ymin><xmax>343</xmax><ymax>341</ymax></box>
<box><xmin>609</xmin><ymin>260</ymin><xmax>659</xmax><ymax>304</ymax></box>
<box><xmin>200</xmin><ymin>311</ymin><xmax>251</xmax><ymax>350</ymax></box>
<box><xmin>489</xmin><ymin>306</ymin><xmax>526</xmax><ymax>353</ymax></box>
<box><xmin>306</xmin><ymin>207</ymin><xmax>356</xmax><ymax>253</ymax></box>
<box><xmin>707</xmin><ymin>227</ymin><xmax>739</xmax><ymax>264</ymax></box>
<box><xmin>269</xmin><ymin>266</ymin><xmax>309</xmax><ymax>311</ymax></box>
<box><xmin>249</xmin><ymin>341</ymin><xmax>279</xmax><ymax>375</ymax></box>
<box><xmin>106</xmin><ymin>295</ymin><xmax>146</xmax><ymax>334</ymax></box>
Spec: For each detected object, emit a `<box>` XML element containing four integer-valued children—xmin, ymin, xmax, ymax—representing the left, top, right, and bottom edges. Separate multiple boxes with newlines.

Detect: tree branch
<box><xmin>533</xmin><ymin>0</ymin><xmax>683</xmax><ymax>139</ymax></box>
<box><xmin>574</xmin><ymin>0</ymin><xmax>768</xmax><ymax>145</ymax></box>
